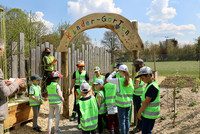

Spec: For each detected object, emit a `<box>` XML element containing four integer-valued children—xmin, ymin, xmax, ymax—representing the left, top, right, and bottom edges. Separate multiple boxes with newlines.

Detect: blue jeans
<box><xmin>141</xmin><ymin>116</ymin><xmax>155</xmax><ymax>134</ymax></box>
<box><xmin>117</xmin><ymin>107</ymin><xmax>130</xmax><ymax>134</ymax></box>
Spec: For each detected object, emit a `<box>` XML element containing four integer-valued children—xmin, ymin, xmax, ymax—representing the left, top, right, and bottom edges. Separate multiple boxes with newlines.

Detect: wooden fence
<box><xmin>7</xmin><ymin>33</ymin><xmax>111</xmax><ymax>94</ymax></box>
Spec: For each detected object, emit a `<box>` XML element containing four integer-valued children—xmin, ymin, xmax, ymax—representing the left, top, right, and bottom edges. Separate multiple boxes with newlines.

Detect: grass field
<box><xmin>124</xmin><ymin>61</ymin><xmax>199</xmax><ymax>78</ymax></box>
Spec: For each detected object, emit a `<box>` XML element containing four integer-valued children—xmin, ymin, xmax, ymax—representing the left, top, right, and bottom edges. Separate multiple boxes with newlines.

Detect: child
<box><xmin>136</xmin><ymin>66</ymin><xmax>160</xmax><ymax>134</ymax></box>
<box><xmin>107</xmin><ymin>65</ymin><xmax>134</xmax><ymax>134</ymax></box>
<box><xmin>29</xmin><ymin>74</ymin><xmax>43</xmax><ymax>132</ymax></box>
<box><xmin>77</xmin><ymin>81</ymin><xmax>98</xmax><ymax>134</ymax></box>
<box><xmin>47</xmin><ymin>71</ymin><xmax>64</xmax><ymax>134</ymax></box>
<box><xmin>132</xmin><ymin>59</ymin><xmax>145</xmax><ymax>133</ymax></box>
<box><xmin>93</xmin><ymin>79</ymin><xmax>108</xmax><ymax>134</ymax></box>
<box><xmin>104</xmin><ymin>73</ymin><xmax>119</xmax><ymax>134</ymax></box>
<box><xmin>92</xmin><ymin>66</ymin><xmax>105</xmax><ymax>96</ymax></box>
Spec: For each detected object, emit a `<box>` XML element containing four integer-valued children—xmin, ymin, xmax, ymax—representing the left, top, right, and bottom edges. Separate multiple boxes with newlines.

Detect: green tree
<box><xmin>195</xmin><ymin>36</ymin><xmax>200</xmax><ymax>60</ymax></box>
<box><xmin>101</xmin><ymin>30</ymin><xmax>121</xmax><ymax>64</ymax></box>
<box><xmin>41</xmin><ymin>21</ymin><xmax>92</xmax><ymax>50</ymax></box>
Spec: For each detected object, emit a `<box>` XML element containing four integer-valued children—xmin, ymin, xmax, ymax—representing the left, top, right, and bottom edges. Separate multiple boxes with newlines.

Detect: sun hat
<box><xmin>31</xmin><ymin>74</ymin><xmax>42</xmax><ymax>81</ymax></box>
<box><xmin>94</xmin><ymin>66</ymin><xmax>100</xmax><ymax>72</ymax></box>
<box><xmin>93</xmin><ymin>79</ymin><xmax>104</xmax><ymax>85</ymax></box>
<box><xmin>52</xmin><ymin>71</ymin><xmax>63</xmax><ymax>78</ymax></box>
<box><xmin>118</xmin><ymin>65</ymin><xmax>128</xmax><ymax>72</ymax></box>
<box><xmin>135</xmin><ymin>66</ymin><xmax>152</xmax><ymax>78</ymax></box>
<box><xmin>77</xmin><ymin>60</ymin><xmax>85</xmax><ymax>67</ymax></box>
<box><xmin>133</xmin><ymin>59</ymin><xmax>144</xmax><ymax>66</ymax></box>
<box><xmin>80</xmin><ymin>81</ymin><xmax>91</xmax><ymax>93</ymax></box>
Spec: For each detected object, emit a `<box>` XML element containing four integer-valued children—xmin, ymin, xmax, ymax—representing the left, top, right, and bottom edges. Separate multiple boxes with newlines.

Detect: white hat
<box><xmin>135</xmin><ymin>66</ymin><xmax>152</xmax><ymax>78</ymax></box>
<box><xmin>80</xmin><ymin>81</ymin><xmax>90</xmax><ymax>93</ymax></box>
<box><xmin>118</xmin><ymin>65</ymin><xmax>128</xmax><ymax>72</ymax></box>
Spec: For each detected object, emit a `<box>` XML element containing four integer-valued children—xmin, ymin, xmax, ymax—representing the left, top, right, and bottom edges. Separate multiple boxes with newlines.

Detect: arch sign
<box><xmin>56</xmin><ymin>13</ymin><xmax>143</xmax><ymax>52</ymax></box>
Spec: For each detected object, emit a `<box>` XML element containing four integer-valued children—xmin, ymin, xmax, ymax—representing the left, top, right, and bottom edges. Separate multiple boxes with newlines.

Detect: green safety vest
<box><xmin>133</xmin><ymin>72</ymin><xmax>144</xmax><ymax>96</ymax></box>
<box><xmin>116</xmin><ymin>72</ymin><xmax>120</xmax><ymax>78</ymax></box>
<box><xmin>29</xmin><ymin>84</ymin><xmax>42</xmax><ymax>106</ymax></box>
<box><xmin>96</xmin><ymin>90</ymin><xmax>106</xmax><ymax>114</ymax></box>
<box><xmin>115</xmin><ymin>78</ymin><xmax>134</xmax><ymax>108</ymax></box>
<box><xmin>47</xmin><ymin>82</ymin><xmax>62</xmax><ymax>104</ymax></box>
<box><xmin>93</xmin><ymin>75</ymin><xmax>105</xmax><ymax>93</ymax></box>
<box><xmin>141</xmin><ymin>81</ymin><xmax>160</xmax><ymax>119</ymax></box>
<box><xmin>104</xmin><ymin>82</ymin><xmax>117</xmax><ymax>107</ymax></box>
<box><xmin>76</xmin><ymin>88</ymin><xmax>82</xmax><ymax>104</ymax></box>
<box><xmin>79</xmin><ymin>96</ymin><xmax>98</xmax><ymax>131</ymax></box>
<box><xmin>75</xmin><ymin>70</ymin><xmax>86</xmax><ymax>86</ymax></box>
<box><xmin>43</xmin><ymin>56</ymin><xmax>54</xmax><ymax>71</ymax></box>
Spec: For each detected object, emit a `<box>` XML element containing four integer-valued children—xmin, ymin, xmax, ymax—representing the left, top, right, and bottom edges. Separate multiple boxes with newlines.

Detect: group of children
<box><xmin>29</xmin><ymin>58</ymin><xmax>160</xmax><ymax>134</ymax></box>
<box><xmin>29</xmin><ymin>70</ymin><xmax>64</xmax><ymax>134</ymax></box>
<box><xmin>72</xmin><ymin>59</ymin><xmax>160</xmax><ymax>134</ymax></box>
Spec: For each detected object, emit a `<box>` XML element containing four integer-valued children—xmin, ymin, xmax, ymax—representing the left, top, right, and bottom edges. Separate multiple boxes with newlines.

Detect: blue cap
<box><xmin>31</xmin><ymin>74</ymin><xmax>42</xmax><ymax>81</ymax></box>
<box><xmin>93</xmin><ymin>79</ymin><xmax>104</xmax><ymax>85</ymax></box>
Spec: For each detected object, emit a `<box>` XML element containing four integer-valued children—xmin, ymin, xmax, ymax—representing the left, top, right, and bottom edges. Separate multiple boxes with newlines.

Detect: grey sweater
<box><xmin>0</xmin><ymin>69</ymin><xmax>19</xmax><ymax>121</ymax></box>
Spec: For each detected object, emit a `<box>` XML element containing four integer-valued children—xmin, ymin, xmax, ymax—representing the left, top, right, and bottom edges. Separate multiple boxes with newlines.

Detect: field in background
<box><xmin>124</xmin><ymin>61</ymin><xmax>199</xmax><ymax>78</ymax></box>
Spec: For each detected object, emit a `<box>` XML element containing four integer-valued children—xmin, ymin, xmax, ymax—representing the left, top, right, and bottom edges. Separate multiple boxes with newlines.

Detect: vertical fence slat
<box><xmin>19</xmin><ymin>33</ymin><xmax>25</xmax><ymax>78</ymax></box>
<box><xmin>68</xmin><ymin>48</ymin><xmax>71</xmax><ymax>88</ymax></box>
<box><xmin>12</xmin><ymin>42</ymin><xmax>18</xmax><ymax>78</ymax></box>
<box><xmin>50</xmin><ymin>44</ymin><xmax>54</xmax><ymax>56</ymax></box>
<box><xmin>35</xmin><ymin>46</ymin><xmax>40</xmax><ymax>75</ymax></box>
<box><xmin>58</xmin><ymin>52</ymin><xmax>61</xmax><ymax>85</ymax></box>
<box><xmin>54</xmin><ymin>52</ymin><xmax>58</xmax><ymax>71</ymax></box>
<box><xmin>72</xmin><ymin>44</ymin><xmax>75</xmax><ymax>75</ymax></box>
<box><xmin>45</xmin><ymin>42</ymin><xmax>50</xmax><ymax>48</ymax></box>
<box><xmin>82</xmin><ymin>45</ymin><xmax>85</xmax><ymax>62</ymax></box>
<box><xmin>31</xmin><ymin>48</ymin><xmax>36</xmax><ymax>76</ymax></box>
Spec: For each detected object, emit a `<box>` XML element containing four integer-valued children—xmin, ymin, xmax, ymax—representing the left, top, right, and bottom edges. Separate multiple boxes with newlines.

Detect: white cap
<box><xmin>135</xmin><ymin>66</ymin><xmax>152</xmax><ymax>78</ymax></box>
<box><xmin>118</xmin><ymin>65</ymin><xmax>128</xmax><ymax>72</ymax></box>
<box><xmin>80</xmin><ymin>81</ymin><xmax>91</xmax><ymax>93</ymax></box>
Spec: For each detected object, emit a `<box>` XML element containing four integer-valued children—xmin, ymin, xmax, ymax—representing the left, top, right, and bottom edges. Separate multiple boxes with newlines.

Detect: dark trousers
<box><xmin>72</xmin><ymin>86</ymin><xmax>81</xmax><ymax>125</ymax></box>
<box><xmin>141</xmin><ymin>116</ymin><xmax>155</xmax><ymax>134</ymax></box>
<box><xmin>42</xmin><ymin>71</ymin><xmax>52</xmax><ymax>97</ymax></box>
<box><xmin>98</xmin><ymin>113</ymin><xmax>108</xmax><ymax>134</ymax></box>
<box><xmin>133</xmin><ymin>95</ymin><xmax>142</xmax><ymax>130</ymax></box>
<box><xmin>107</xmin><ymin>113</ymin><xmax>119</xmax><ymax>130</ymax></box>
<box><xmin>82</xmin><ymin>129</ymin><xmax>96</xmax><ymax>134</ymax></box>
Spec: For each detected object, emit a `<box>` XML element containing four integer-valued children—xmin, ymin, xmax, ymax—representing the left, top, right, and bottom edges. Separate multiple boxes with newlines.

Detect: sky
<box><xmin>1</xmin><ymin>0</ymin><xmax>200</xmax><ymax>46</ymax></box>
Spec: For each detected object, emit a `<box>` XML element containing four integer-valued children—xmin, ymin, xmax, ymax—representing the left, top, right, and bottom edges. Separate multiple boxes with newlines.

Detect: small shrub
<box><xmin>160</xmin><ymin>116</ymin><xmax>166</xmax><ymax>120</ymax></box>
<box><xmin>188</xmin><ymin>102</ymin><xmax>197</xmax><ymax>107</ymax></box>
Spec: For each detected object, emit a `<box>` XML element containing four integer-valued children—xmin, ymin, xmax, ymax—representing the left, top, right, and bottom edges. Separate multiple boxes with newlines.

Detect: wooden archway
<box><xmin>57</xmin><ymin>13</ymin><xmax>144</xmax><ymax>118</ymax></box>
<box><xmin>56</xmin><ymin>13</ymin><xmax>143</xmax><ymax>52</ymax></box>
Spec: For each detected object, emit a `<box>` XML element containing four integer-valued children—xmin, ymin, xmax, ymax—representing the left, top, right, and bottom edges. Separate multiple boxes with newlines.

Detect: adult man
<box><xmin>69</xmin><ymin>60</ymin><xmax>89</xmax><ymax>122</ymax></box>
<box><xmin>0</xmin><ymin>39</ymin><xmax>25</xmax><ymax>134</ymax></box>
<box><xmin>42</xmin><ymin>47</ymin><xmax>58</xmax><ymax>96</ymax></box>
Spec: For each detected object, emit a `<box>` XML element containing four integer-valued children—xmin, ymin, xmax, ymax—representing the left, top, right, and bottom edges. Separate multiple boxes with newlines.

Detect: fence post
<box><xmin>11</xmin><ymin>42</ymin><xmax>18</xmax><ymax>78</ymax></box>
<box><xmin>61</xmin><ymin>31</ymin><xmax>69</xmax><ymax>118</ymax></box>
<box><xmin>35</xmin><ymin>46</ymin><xmax>40</xmax><ymax>75</ymax></box>
<box><xmin>19</xmin><ymin>33</ymin><xmax>25</xmax><ymax>78</ymax></box>
<box><xmin>31</xmin><ymin>48</ymin><xmax>36</xmax><ymax>76</ymax></box>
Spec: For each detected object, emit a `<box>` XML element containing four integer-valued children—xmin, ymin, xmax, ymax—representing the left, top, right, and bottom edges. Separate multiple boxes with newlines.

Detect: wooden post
<box><xmin>61</xmin><ymin>31</ymin><xmax>69</xmax><ymax>118</ymax></box>
<box><xmin>132</xmin><ymin>21</ymin><xmax>139</xmax><ymax>125</ymax></box>
<box><xmin>19</xmin><ymin>33</ymin><xmax>25</xmax><ymax>78</ymax></box>
<box><xmin>31</xmin><ymin>48</ymin><xmax>36</xmax><ymax>76</ymax></box>
<box><xmin>11</xmin><ymin>42</ymin><xmax>18</xmax><ymax>78</ymax></box>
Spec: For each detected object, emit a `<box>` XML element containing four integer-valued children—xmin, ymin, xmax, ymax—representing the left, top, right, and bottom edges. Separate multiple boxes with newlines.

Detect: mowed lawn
<box><xmin>124</xmin><ymin>61</ymin><xmax>199</xmax><ymax>78</ymax></box>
